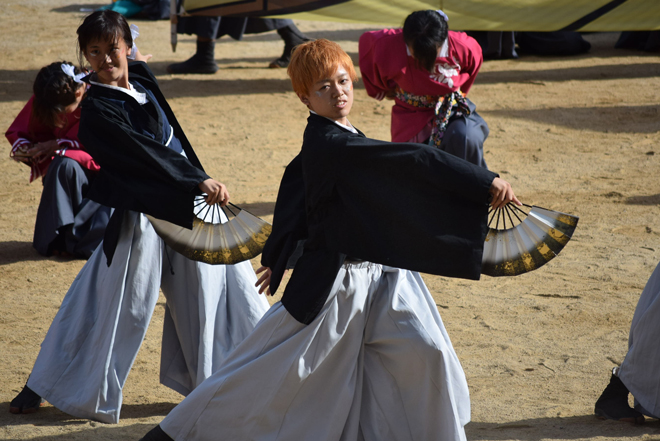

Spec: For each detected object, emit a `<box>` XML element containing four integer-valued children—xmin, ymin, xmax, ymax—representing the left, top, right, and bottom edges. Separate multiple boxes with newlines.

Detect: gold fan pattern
<box><xmin>147</xmin><ymin>199</ymin><xmax>272</xmax><ymax>265</ymax></box>
<box><xmin>482</xmin><ymin>204</ymin><xmax>579</xmax><ymax>277</ymax></box>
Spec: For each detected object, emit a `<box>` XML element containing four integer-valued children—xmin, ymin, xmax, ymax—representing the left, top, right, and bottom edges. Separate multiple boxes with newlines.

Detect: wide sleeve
<box><xmin>79</xmin><ymin>95</ymin><xmax>211</xmax><ymax>231</ymax></box>
<box><xmin>450</xmin><ymin>31</ymin><xmax>483</xmax><ymax>95</ymax></box>
<box><xmin>260</xmin><ymin>154</ymin><xmax>308</xmax><ymax>294</ymax></box>
<box><xmin>129</xmin><ymin>62</ymin><xmax>207</xmax><ymax>172</ymax></box>
<box><xmin>314</xmin><ymin>133</ymin><xmax>497</xmax><ymax>280</ymax></box>
<box><xmin>359</xmin><ymin>30</ymin><xmax>398</xmax><ymax>101</ymax></box>
<box><xmin>5</xmin><ymin>97</ymin><xmax>35</xmax><ymax>152</ymax></box>
<box><xmin>79</xmin><ymin>100</ymin><xmax>209</xmax><ymax>194</ymax></box>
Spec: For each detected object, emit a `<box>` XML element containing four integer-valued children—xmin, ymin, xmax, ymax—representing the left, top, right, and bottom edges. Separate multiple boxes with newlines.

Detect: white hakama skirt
<box><xmin>160</xmin><ymin>261</ymin><xmax>470</xmax><ymax>441</ymax></box>
<box><xmin>27</xmin><ymin>211</ymin><xmax>270</xmax><ymax>423</ymax></box>
<box><xmin>619</xmin><ymin>261</ymin><xmax>660</xmax><ymax>418</ymax></box>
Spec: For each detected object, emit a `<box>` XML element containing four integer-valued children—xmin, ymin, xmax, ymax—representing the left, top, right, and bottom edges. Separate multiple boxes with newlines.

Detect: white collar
<box><xmin>406</xmin><ymin>38</ymin><xmax>449</xmax><ymax>58</ymax></box>
<box><xmin>90</xmin><ymin>80</ymin><xmax>148</xmax><ymax>105</ymax></box>
<box><xmin>439</xmin><ymin>38</ymin><xmax>449</xmax><ymax>57</ymax></box>
<box><xmin>310</xmin><ymin>111</ymin><xmax>358</xmax><ymax>134</ymax></box>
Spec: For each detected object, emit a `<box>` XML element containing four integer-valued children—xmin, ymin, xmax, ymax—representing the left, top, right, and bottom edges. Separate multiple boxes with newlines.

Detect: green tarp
<box><xmin>180</xmin><ymin>0</ymin><xmax>660</xmax><ymax>31</ymax></box>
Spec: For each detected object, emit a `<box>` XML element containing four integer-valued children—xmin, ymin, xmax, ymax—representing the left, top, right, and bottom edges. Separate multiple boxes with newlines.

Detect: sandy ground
<box><xmin>1</xmin><ymin>1</ymin><xmax>660</xmax><ymax>440</ymax></box>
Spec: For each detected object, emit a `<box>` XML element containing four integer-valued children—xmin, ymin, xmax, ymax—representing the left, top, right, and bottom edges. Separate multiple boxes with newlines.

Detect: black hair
<box><xmin>402</xmin><ymin>10</ymin><xmax>449</xmax><ymax>73</ymax></box>
<box><xmin>32</xmin><ymin>61</ymin><xmax>83</xmax><ymax>129</ymax></box>
<box><xmin>77</xmin><ymin>10</ymin><xmax>132</xmax><ymax>68</ymax></box>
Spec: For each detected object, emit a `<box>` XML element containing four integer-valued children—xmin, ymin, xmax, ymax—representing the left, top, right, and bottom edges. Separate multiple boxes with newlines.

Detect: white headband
<box><xmin>127</xmin><ymin>24</ymin><xmax>140</xmax><ymax>60</ymax></box>
<box><xmin>61</xmin><ymin>64</ymin><xmax>86</xmax><ymax>83</ymax></box>
<box><xmin>436</xmin><ymin>10</ymin><xmax>448</xmax><ymax>22</ymax></box>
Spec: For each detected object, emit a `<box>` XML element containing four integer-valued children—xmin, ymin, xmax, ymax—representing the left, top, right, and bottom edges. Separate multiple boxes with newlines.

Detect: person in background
<box><xmin>466</xmin><ymin>31</ymin><xmax>590</xmax><ymax>59</ymax></box>
<box><xmin>359</xmin><ymin>9</ymin><xmax>489</xmax><ymax>168</ymax></box>
<box><xmin>595</xmin><ymin>261</ymin><xmax>660</xmax><ymax>424</ymax></box>
<box><xmin>6</xmin><ymin>61</ymin><xmax>111</xmax><ymax>258</ymax></box>
<box><xmin>168</xmin><ymin>16</ymin><xmax>309</xmax><ymax>73</ymax></box>
<box><xmin>615</xmin><ymin>31</ymin><xmax>660</xmax><ymax>52</ymax></box>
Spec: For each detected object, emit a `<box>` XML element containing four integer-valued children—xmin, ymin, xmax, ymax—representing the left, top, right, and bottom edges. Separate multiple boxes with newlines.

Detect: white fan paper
<box><xmin>147</xmin><ymin>197</ymin><xmax>271</xmax><ymax>265</ymax></box>
<box><xmin>482</xmin><ymin>204</ymin><xmax>578</xmax><ymax>277</ymax></box>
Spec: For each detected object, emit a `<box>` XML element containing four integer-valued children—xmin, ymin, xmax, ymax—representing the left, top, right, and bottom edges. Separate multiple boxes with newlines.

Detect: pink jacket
<box><xmin>359</xmin><ymin>28</ymin><xmax>483</xmax><ymax>142</ymax></box>
<box><xmin>6</xmin><ymin>95</ymin><xmax>100</xmax><ymax>182</ymax></box>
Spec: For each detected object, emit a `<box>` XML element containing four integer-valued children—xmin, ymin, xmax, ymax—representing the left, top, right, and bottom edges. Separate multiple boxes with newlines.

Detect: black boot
<box><xmin>269</xmin><ymin>25</ymin><xmax>310</xmax><ymax>68</ymax></box>
<box><xmin>140</xmin><ymin>425</ymin><xmax>174</xmax><ymax>441</ymax></box>
<box><xmin>167</xmin><ymin>39</ymin><xmax>218</xmax><ymax>74</ymax></box>
<box><xmin>9</xmin><ymin>384</ymin><xmax>43</xmax><ymax>414</ymax></box>
<box><xmin>595</xmin><ymin>369</ymin><xmax>644</xmax><ymax>424</ymax></box>
<box><xmin>483</xmin><ymin>32</ymin><xmax>518</xmax><ymax>60</ymax></box>
<box><xmin>500</xmin><ymin>31</ymin><xmax>519</xmax><ymax>59</ymax></box>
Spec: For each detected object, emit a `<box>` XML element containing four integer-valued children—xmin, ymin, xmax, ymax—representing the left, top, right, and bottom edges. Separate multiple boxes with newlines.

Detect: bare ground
<box><xmin>1</xmin><ymin>1</ymin><xmax>660</xmax><ymax>439</ymax></box>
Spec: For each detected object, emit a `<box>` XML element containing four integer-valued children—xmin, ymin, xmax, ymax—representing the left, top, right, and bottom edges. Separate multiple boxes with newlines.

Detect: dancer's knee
<box><xmin>51</xmin><ymin>156</ymin><xmax>84</xmax><ymax>180</ymax></box>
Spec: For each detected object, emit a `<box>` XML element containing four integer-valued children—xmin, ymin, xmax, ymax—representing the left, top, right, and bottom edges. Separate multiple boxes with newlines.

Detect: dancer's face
<box><xmin>298</xmin><ymin>65</ymin><xmax>353</xmax><ymax>126</ymax></box>
<box><xmin>84</xmin><ymin>37</ymin><xmax>131</xmax><ymax>89</ymax></box>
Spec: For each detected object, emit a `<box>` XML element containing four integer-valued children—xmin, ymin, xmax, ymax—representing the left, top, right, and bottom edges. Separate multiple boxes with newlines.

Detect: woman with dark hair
<box><xmin>359</xmin><ymin>9</ymin><xmax>489</xmax><ymax>168</ymax></box>
<box><xmin>9</xmin><ymin>10</ymin><xmax>269</xmax><ymax>423</ymax></box>
<box><xmin>6</xmin><ymin>61</ymin><xmax>110</xmax><ymax>258</ymax></box>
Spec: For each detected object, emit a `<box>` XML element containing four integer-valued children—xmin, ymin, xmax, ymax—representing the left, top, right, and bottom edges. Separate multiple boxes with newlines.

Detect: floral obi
<box><xmin>393</xmin><ymin>87</ymin><xmax>470</xmax><ymax>147</ymax></box>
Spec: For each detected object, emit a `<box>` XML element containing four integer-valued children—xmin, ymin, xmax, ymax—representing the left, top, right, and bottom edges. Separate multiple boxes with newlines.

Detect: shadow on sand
<box><xmin>466</xmin><ymin>414</ymin><xmax>660</xmax><ymax>440</ymax></box>
<box><xmin>0</xmin><ymin>241</ymin><xmax>55</xmax><ymax>265</ymax></box>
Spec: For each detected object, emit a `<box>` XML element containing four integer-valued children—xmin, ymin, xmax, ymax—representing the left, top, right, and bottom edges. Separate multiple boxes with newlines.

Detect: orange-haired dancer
<box><xmin>141</xmin><ymin>38</ymin><xmax>518</xmax><ymax>441</ymax></box>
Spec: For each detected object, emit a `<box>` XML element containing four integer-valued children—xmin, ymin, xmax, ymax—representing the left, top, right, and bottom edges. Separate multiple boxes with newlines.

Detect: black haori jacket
<box><xmin>78</xmin><ymin>62</ymin><xmax>209</xmax><ymax>264</ymax></box>
<box><xmin>261</xmin><ymin>113</ymin><xmax>498</xmax><ymax>324</ymax></box>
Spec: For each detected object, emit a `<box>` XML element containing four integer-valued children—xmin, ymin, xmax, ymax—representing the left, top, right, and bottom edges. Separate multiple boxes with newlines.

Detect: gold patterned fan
<box><xmin>146</xmin><ymin>196</ymin><xmax>272</xmax><ymax>265</ymax></box>
<box><xmin>482</xmin><ymin>203</ymin><xmax>579</xmax><ymax>277</ymax></box>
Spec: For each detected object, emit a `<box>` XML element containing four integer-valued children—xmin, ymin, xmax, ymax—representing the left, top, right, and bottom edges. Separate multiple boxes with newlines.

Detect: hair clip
<box><xmin>61</xmin><ymin>63</ymin><xmax>86</xmax><ymax>83</ymax></box>
<box><xmin>128</xmin><ymin>24</ymin><xmax>139</xmax><ymax>60</ymax></box>
<box><xmin>436</xmin><ymin>10</ymin><xmax>448</xmax><ymax>22</ymax></box>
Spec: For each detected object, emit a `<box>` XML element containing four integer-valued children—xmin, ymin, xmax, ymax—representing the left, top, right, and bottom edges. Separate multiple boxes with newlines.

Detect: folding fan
<box><xmin>482</xmin><ymin>203</ymin><xmax>579</xmax><ymax>277</ymax></box>
<box><xmin>146</xmin><ymin>196</ymin><xmax>272</xmax><ymax>265</ymax></box>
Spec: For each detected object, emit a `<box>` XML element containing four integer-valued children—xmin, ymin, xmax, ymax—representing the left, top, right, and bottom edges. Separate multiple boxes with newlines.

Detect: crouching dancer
<box><xmin>140</xmin><ymin>39</ymin><xmax>519</xmax><ymax>441</ymax></box>
<box><xmin>594</xmin><ymin>260</ymin><xmax>660</xmax><ymax>424</ymax></box>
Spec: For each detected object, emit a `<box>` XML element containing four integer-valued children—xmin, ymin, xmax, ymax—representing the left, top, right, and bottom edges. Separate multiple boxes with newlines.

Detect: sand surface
<box><xmin>1</xmin><ymin>1</ymin><xmax>660</xmax><ymax>439</ymax></box>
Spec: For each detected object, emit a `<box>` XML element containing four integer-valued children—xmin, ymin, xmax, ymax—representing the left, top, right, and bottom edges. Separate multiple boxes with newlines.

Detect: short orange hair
<box><xmin>287</xmin><ymin>39</ymin><xmax>358</xmax><ymax>96</ymax></box>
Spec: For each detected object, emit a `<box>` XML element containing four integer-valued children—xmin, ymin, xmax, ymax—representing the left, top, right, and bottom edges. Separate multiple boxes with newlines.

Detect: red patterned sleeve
<box><xmin>5</xmin><ymin>96</ymin><xmax>35</xmax><ymax>155</ymax></box>
<box><xmin>359</xmin><ymin>29</ymin><xmax>398</xmax><ymax>101</ymax></box>
<box><xmin>450</xmin><ymin>31</ymin><xmax>483</xmax><ymax>95</ymax></box>
<box><xmin>57</xmin><ymin>110</ymin><xmax>101</xmax><ymax>172</ymax></box>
